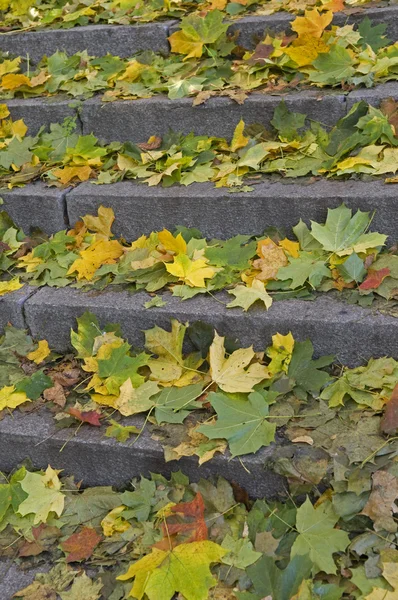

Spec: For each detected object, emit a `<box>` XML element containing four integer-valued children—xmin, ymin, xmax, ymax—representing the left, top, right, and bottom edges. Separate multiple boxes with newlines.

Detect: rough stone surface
<box><xmin>81</xmin><ymin>91</ymin><xmax>346</xmax><ymax>142</ymax></box>
<box><xmin>1</xmin><ymin>22</ymin><xmax>175</xmax><ymax>64</ymax></box>
<box><xmin>66</xmin><ymin>178</ymin><xmax>398</xmax><ymax>240</ymax></box>
<box><xmin>5</xmin><ymin>97</ymin><xmax>80</xmax><ymax>136</ymax></box>
<box><xmin>0</xmin><ymin>409</ymin><xmax>285</xmax><ymax>498</ymax></box>
<box><xmin>0</xmin><ymin>286</ymin><xmax>35</xmax><ymax>331</ymax></box>
<box><xmin>347</xmin><ymin>81</ymin><xmax>398</xmax><ymax>110</ymax></box>
<box><xmin>2</xmin><ymin>181</ymin><xmax>69</xmax><ymax>234</ymax></box>
<box><xmin>0</xmin><ymin>561</ymin><xmax>45</xmax><ymax>599</ymax></box>
<box><xmin>24</xmin><ymin>287</ymin><xmax>398</xmax><ymax>365</ymax></box>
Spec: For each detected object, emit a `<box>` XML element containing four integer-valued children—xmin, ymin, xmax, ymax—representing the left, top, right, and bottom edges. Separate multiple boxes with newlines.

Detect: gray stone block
<box><xmin>1</xmin><ymin>181</ymin><xmax>69</xmax><ymax>234</ymax></box>
<box><xmin>0</xmin><ymin>285</ymin><xmax>35</xmax><ymax>331</ymax></box>
<box><xmin>81</xmin><ymin>91</ymin><xmax>346</xmax><ymax>142</ymax></box>
<box><xmin>66</xmin><ymin>178</ymin><xmax>398</xmax><ymax>240</ymax></box>
<box><xmin>24</xmin><ymin>287</ymin><xmax>398</xmax><ymax>365</ymax></box>
<box><xmin>0</xmin><ymin>562</ymin><xmax>46</xmax><ymax>600</ymax></box>
<box><xmin>0</xmin><ymin>408</ymin><xmax>285</xmax><ymax>497</ymax></box>
<box><xmin>1</xmin><ymin>22</ymin><xmax>175</xmax><ymax>64</ymax></box>
<box><xmin>347</xmin><ymin>82</ymin><xmax>398</xmax><ymax>110</ymax></box>
<box><xmin>5</xmin><ymin>97</ymin><xmax>80</xmax><ymax>137</ymax></box>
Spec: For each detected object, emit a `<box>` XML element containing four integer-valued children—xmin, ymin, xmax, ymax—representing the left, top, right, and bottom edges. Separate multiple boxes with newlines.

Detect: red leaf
<box><xmin>68</xmin><ymin>407</ymin><xmax>101</xmax><ymax>426</ymax></box>
<box><xmin>359</xmin><ymin>267</ymin><xmax>390</xmax><ymax>290</ymax></box>
<box><xmin>381</xmin><ymin>384</ymin><xmax>398</xmax><ymax>435</ymax></box>
<box><xmin>19</xmin><ymin>524</ymin><xmax>61</xmax><ymax>557</ymax></box>
<box><xmin>61</xmin><ymin>526</ymin><xmax>102</xmax><ymax>562</ymax></box>
<box><xmin>155</xmin><ymin>493</ymin><xmax>208</xmax><ymax>549</ymax></box>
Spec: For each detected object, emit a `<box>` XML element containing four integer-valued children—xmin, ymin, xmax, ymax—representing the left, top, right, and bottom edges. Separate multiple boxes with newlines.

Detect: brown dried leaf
<box><xmin>361</xmin><ymin>470</ymin><xmax>398</xmax><ymax>532</ymax></box>
<box><xmin>381</xmin><ymin>384</ymin><xmax>398</xmax><ymax>435</ymax></box>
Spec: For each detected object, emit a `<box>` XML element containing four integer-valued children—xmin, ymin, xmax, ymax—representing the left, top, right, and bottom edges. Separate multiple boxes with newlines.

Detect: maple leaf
<box><xmin>60</xmin><ymin>573</ymin><xmax>103</xmax><ymax>600</ymax></box>
<box><xmin>365</xmin><ymin>550</ymin><xmax>398</xmax><ymax>600</ymax></box>
<box><xmin>101</xmin><ymin>505</ymin><xmax>130</xmax><ymax>537</ymax></box>
<box><xmin>230</xmin><ymin>120</ymin><xmax>249</xmax><ymax>152</ymax></box>
<box><xmin>253</xmin><ymin>238</ymin><xmax>288</xmax><ymax>281</ymax></box>
<box><xmin>81</xmin><ymin>205</ymin><xmax>115</xmax><ymax>239</ymax></box>
<box><xmin>359</xmin><ymin>267</ymin><xmax>391</xmax><ymax>290</ymax></box>
<box><xmin>226</xmin><ymin>280</ymin><xmax>272</xmax><ymax>311</ymax></box>
<box><xmin>166</xmin><ymin>254</ymin><xmax>216</xmax><ymax>287</ymax></box>
<box><xmin>209</xmin><ymin>331</ymin><xmax>269</xmax><ymax>393</ymax></box>
<box><xmin>67</xmin><ymin>407</ymin><xmax>101</xmax><ymax>426</ymax></box>
<box><xmin>1</xmin><ymin>73</ymin><xmax>30</xmax><ymax>90</ymax></box>
<box><xmin>361</xmin><ymin>471</ymin><xmax>398</xmax><ymax>532</ymax></box>
<box><xmin>158</xmin><ymin>229</ymin><xmax>187</xmax><ymax>254</ymax></box>
<box><xmin>0</xmin><ymin>277</ymin><xmax>23</xmax><ymax>296</ymax></box>
<box><xmin>291</xmin><ymin>498</ymin><xmax>350</xmax><ymax>574</ymax></box>
<box><xmin>0</xmin><ymin>385</ymin><xmax>29</xmax><ymax>411</ymax></box>
<box><xmin>95</xmin><ymin>343</ymin><xmax>149</xmax><ymax>395</ymax></box>
<box><xmin>291</xmin><ymin>8</ymin><xmax>333</xmax><ymax>38</ymax></box>
<box><xmin>67</xmin><ymin>239</ymin><xmax>124</xmax><ymax>281</ymax></box>
<box><xmin>168</xmin><ymin>10</ymin><xmax>228</xmax><ymax>60</ymax></box>
<box><xmin>52</xmin><ymin>165</ymin><xmax>92</xmax><ymax>185</ymax></box>
<box><xmin>266</xmin><ymin>332</ymin><xmax>295</xmax><ymax>375</ymax></box>
<box><xmin>27</xmin><ymin>340</ymin><xmax>51</xmax><ymax>364</ymax></box>
<box><xmin>198</xmin><ymin>391</ymin><xmax>276</xmax><ymax>457</ymax></box>
<box><xmin>105</xmin><ymin>419</ymin><xmax>140</xmax><ymax>442</ymax></box>
<box><xmin>61</xmin><ymin>526</ymin><xmax>102</xmax><ymax>562</ymax></box>
<box><xmin>117</xmin><ymin>540</ymin><xmax>227</xmax><ymax>600</ymax></box>
<box><xmin>247</xmin><ymin>554</ymin><xmax>313</xmax><ymax>600</ymax></box>
<box><xmin>156</xmin><ymin>493</ymin><xmax>208</xmax><ymax>549</ymax></box>
<box><xmin>18</xmin><ymin>466</ymin><xmax>65</xmax><ymax>525</ymax></box>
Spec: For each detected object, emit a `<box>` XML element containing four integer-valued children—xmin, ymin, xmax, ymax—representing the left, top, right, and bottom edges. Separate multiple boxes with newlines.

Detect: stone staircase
<box><xmin>1</xmin><ymin>3</ymin><xmax>398</xmax><ymax>509</ymax></box>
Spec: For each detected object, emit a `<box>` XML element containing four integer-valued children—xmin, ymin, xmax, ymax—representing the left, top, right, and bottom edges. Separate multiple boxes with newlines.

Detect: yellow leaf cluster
<box><xmin>166</xmin><ymin>254</ymin><xmax>216</xmax><ymax>287</ymax></box>
<box><xmin>291</xmin><ymin>8</ymin><xmax>333</xmax><ymax>38</ymax></box>
<box><xmin>68</xmin><ymin>239</ymin><xmax>124</xmax><ymax>281</ymax></box>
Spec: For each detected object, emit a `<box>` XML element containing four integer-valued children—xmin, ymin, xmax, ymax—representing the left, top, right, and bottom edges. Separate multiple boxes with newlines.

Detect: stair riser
<box><xmin>6</xmin><ymin>83</ymin><xmax>398</xmax><ymax>140</ymax></box>
<box><xmin>0</xmin><ymin>410</ymin><xmax>284</xmax><ymax>496</ymax></box>
<box><xmin>3</xmin><ymin>6</ymin><xmax>398</xmax><ymax>64</ymax></box>
<box><xmin>21</xmin><ymin>288</ymin><xmax>398</xmax><ymax>365</ymax></box>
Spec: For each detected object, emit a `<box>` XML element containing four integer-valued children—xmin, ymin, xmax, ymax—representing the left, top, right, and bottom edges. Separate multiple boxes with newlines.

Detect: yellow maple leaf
<box><xmin>291</xmin><ymin>9</ymin><xmax>333</xmax><ymax>39</ymax></box>
<box><xmin>0</xmin><ymin>278</ymin><xmax>23</xmax><ymax>296</ymax></box>
<box><xmin>209</xmin><ymin>331</ymin><xmax>270</xmax><ymax>393</ymax></box>
<box><xmin>253</xmin><ymin>238</ymin><xmax>288</xmax><ymax>281</ymax></box>
<box><xmin>101</xmin><ymin>506</ymin><xmax>130</xmax><ymax>537</ymax></box>
<box><xmin>166</xmin><ymin>254</ymin><xmax>216</xmax><ymax>287</ymax></box>
<box><xmin>27</xmin><ymin>340</ymin><xmax>51</xmax><ymax>364</ymax></box>
<box><xmin>230</xmin><ymin>120</ymin><xmax>249</xmax><ymax>152</ymax></box>
<box><xmin>118</xmin><ymin>59</ymin><xmax>146</xmax><ymax>82</ymax></box>
<box><xmin>68</xmin><ymin>239</ymin><xmax>124</xmax><ymax>281</ymax></box>
<box><xmin>19</xmin><ymin>466</ymin><xmax>65</xmax><ymax>525</ymax></box>
<box><xmin>267</xmin><ymin>332</ymin><xmax>295</xmax><ymax>375</ymax></box>
<box><xmin>1</xmin><ymin>73</ymin><xmax>31</xmax><ymax>90</ymax></box>
<box><xmin>0</xmin><ymin>385</ymin><xmax>29</xmax><ymax>411</ymax></box>
<box><xmin>0</xmin><ymin>104</ymin><xmax>10</xmax><ymax>119</ymax></box>
<box><xmin>18</xmin><ymin>252</ymin><xmax>43</xmax><ymax>273</ymax></box>
<box><xmin>284</xmin><ymin>34</ymin><xmax>330</xmax><ymax>66</ymax></box>
<box><xmin>209</xmin><ymin>0</ymin><xmax>227</xmax><ymax>8</ymax></box>
<box><xmin>279</xmin><ymin>238</ymin><xmax>300</xmax><ymax>258</ymax></box>
<box><xmin>158</xmin><ymin>229</ymin><xmax>187</xmax><ymax>254</ymax></box>
<box><xmin>82</xmin><ymin>205</ymin><xmax>115</xmax><ymax>239</ymax></box>
<box><xmin>52</xmin><ymin>165</ymin><xmax>92</xmax><ymax>185</ymax></box>
<box><xmin>11</xmin><ymin>118</ymin><xmax>27</xmax><ymax>138</ymax></box>
<box><xmin>168</xmin><ymin>29</ymin><xmax>204</xmax><ymax>60</ymax></box>
<box><xmin>118</xmin><ymin>541</ymin><xmax>227</xmax><ymax>600</ymax></box>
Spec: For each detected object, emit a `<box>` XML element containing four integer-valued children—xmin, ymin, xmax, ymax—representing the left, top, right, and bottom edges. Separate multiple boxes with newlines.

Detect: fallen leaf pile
<box><xmin>1</xmin><ymin>203</ymin><xmax>397</xmax><ymax>308</ymax></box>
<box><xmin>2</xmin><ymin>98</ymin><xmax>398</xmax><ymax>189</ymax></box>
<box><xmin>0</xmin><ymin>0</ymin><xmax>384</xmax><ymax>32</ymax></box>
<box><xmin>1</xmin><ymin>12</ymin><xmax>397</xmax><ymax>102</ymax></box>
<box><xmin>1</xmin><ymin>312</ymin><xmax>398</xmax><ymax>464</ymax></box>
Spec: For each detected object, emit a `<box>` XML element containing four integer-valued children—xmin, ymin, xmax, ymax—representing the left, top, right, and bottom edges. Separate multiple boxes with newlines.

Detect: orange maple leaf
<box><xmin>155</xmin><ymin>493</ymin><xmax>208</xmax><ymax>549</ymax></box>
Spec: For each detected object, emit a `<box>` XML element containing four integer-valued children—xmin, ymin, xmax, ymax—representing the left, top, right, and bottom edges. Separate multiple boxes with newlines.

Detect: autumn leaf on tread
<box><xmin>381</xmin><ymin>383</ymin><xmax>398</xmax><ymax>435</ymax></box>
<box><xmin>359</xmin><ymin>267</ymin><xmax>391</xmax><ymax>290</ymax></box>
<box><xmin>291</xmin><ymin>9</ymin><xmax>333</xmax><ymax>38</ymax></box>
<box><xmin>155</xmin><ymin>493</ymin><xmax>207</xmax><ymax>549</ymax></box>
<box><xmin>0</xmin><ymin>277</ymin><xmax>23</xmax><ymax>296</ymax></box>
<box><xmin>209</xmin><ymin>331</ymin><xmax>269</xmax><ymax>393</ymax></box>
<box><xmin>18</xmin><ymin>466</ymin><xmax>65</xmax><ymax>525</ymax></box>
<box><xmin>81</xmin><ymin>205</ymin><xmax>115</xmax><ymax>239</ymax></box>
<box><xmin>52</xmin><ymin>165</ymin><xmax>92</xmax><ymax>185</ymax></box>
<box><xmin>253</xmin><ymin>238</ymin><xmax>288</xmax><ymax>281</ymax></box>
<box><xmin>118</xmin><ymin>540</ymin><xmax>227</xmax><ymax>600</ymax></box>
<box><xmin>166</xmin><ymin>254</ymin><xmax>216</xmax><ymax>287</ymax></box>
<box><xmin>226</xmin><ymin>279</ymin><xmax>272</xmax><ymax>311</ymax></box>
<box><xmin>61</xmin><ymin>526</ymin><xmax>102</xmax><ymax>562</ymax></box>
<box><xmin>1</xmin><ymin>73</ymin><xmax>30</xmax><ymax>90</ymax></box>
<box><xmin>158</xmin><ymin>229</ymin><xmax>187</xmax><ymax>255</ymax></box>
<box><xmin>0</xmin><ymin>385</ymin><xmax>29</xmax><ymax>411</ymax></box>
<box><xmin>67</xmin><ymin>407</ymin><xmax>101</xmax><ymax>426</ymax></box>
<box><xmin>68</xmin><ymin>239</ymin><xmax>124</xmax><ymax>281</ymax></box>
<box><xmin>361</xmin><ymin>471</ymin><xmax>398</xmax><ymax>532</ymax></box>
<box><xmin>27</xmin><ymin>339</ymin><xmax>51</xmax><ymax>364</ymax></box>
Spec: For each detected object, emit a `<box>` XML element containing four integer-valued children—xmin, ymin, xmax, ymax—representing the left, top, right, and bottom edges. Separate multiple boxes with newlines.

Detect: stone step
<box><xmin>0</xmin><ymin>407</ymin><xmax>284</xmax><ymax>498</ymax></box>
<box><xmin>6</xmin><ymin>82</ymin><xmax>398</xmax><ymax>140</ymax></box>
<box><xmin>2</xmin><ymin>5</ymin><xmax>397</xmax><ymax>64</ymax></box>
<box><xmin>16</xmin><ymin>287</ymin><xmax>398</xmax><ymax>366</ymax></box>
<box><xmin>2</xmin><ymin>176</ymin><xmax>397</xmax><ymax>238</ymax></box>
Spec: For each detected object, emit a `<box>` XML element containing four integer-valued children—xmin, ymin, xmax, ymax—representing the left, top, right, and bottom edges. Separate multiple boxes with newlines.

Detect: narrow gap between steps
<box><xmin>20</xmin><ymin>287</ymin><xmax>40</xmax><ymax>336</ymax></box>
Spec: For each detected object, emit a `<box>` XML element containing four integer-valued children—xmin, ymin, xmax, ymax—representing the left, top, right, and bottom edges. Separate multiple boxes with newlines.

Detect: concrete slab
<box><xmin>0</xmin><ymin>562</ymin><xmax>44</xmax><ymax>600</ymax></box>
<box><xmin>347</xmin><ymin>81</ymin><xmax>398</xmax><ymax>110</ymax></box>
<box><xmin>0</xmin><ymin>408</ymin><xmax>285</xmax><ymax>498</ymax></box>
<box><xmin>66</xmin><ymin>178</ymin><xmax>398</xmax><ymax>240</ymax></box>
<box><xmin>0</xmin><ymin>285</ymin><xmax>35</xmax><ymax>331</ymax></box>
<box><xmin>24</xmin><ymin>287</ymin><xmax>398</xmax><ymax>366</ymax></box>
<box><xmin>1</xmin><ymin>181</ymin><xmax>69</xmax><ymax>234</ymax></box>
<box><xmin>5</xmin><ymin>97</ymin><xmax>80</xmax><ymax>137</ymax></box>
<box><xmin>80</xmin><ymin>91</ymin><xmax>346</xmax><ymax>142</ymax></box>
<box><xmin>1</xmin><ymin>22</ymin><xmax>175</xmax><ymax>64</ymax></box>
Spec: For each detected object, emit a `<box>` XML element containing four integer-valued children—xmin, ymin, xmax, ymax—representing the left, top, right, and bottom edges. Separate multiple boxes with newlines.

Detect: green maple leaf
<box><xmin>246</xmin><ymin>554</ymin><xmax>313</xmax><ymax>600</ymax></box>
<box><xmin>121</xmin><ymin>477</ymin><xmax>156</xmax><ymax>522</ymax></box>
<box><xmin>97</xmin><ymin>344</ymin><xmax>149</xmax><ymax>395</ymax></box>
<box><xmin>60</xmin><ymin>573</ymin><xmax>103</xmax><ymax>600</ymax></box>
<box><xmin>271</xmin><ymin>101</ymin><xmax>306</xmax><ymax>140</ymax></box>
<box><xmin>105</xmin><ymin>419</ymin><xmax>140</xmax><ymax>443</ymax></box>
<box><xmin>118</xmin><ymin>540</ymin><xmax>227</xmax><ymax>600</ymax></box>
<box><xmin>198</xmin><ymin>391</ymin><xmax>276</xmax><ymax>457</ymax></box>
<box><xmin>291</xmin><ymin>498</ymin><xmax>350</xmax><ymax>574</ymax></box>
<box><xmin>18</xmin><ymin>468</ymin><xmax>65</xmax><ymax>525</ymax></box>
<box><xmin>338</xmin><ymin>252</ymin><xmax>366</xmax><ymax>283</ymax></box>
<box><xmin>152</xmin><ymin>383</ymin><xmax>204</xmax><ymax>424</ymax></box>
<box><xmin>359</xmin><ymin>17</ymin><xmax>390</xmax><ymax>51</ymax></box>
<box><xmin>310</xmin><ymin>205</ymin><xmax>386</xmax><ymax>255</ymax></box>
<box><xmin>0</xmin><ymin>137</ymin><xmax>34</xmax><ymax>169</ymax></box>
<box><xmin>70</xmin><ymin>312</ymin><xmax>119</xmax><ymax>359</ymax></box>
<box><xmin>287</xmin><ymin>340</ymin><xmax>333</xmax><ymax>395</ymax></box>
<box><xmin>277</xmin><ymin>252</ymin><xmax>330</xmax><ymax>289</ymax></box>
<box><xmin>221</xmin><ymin>534</ymin><xmax>261</xmax><ymax>569</ymax></box>
<box><xmin>226</xmin><ymin>281</ymin><xmax>273</xmax><ymax>311</ymax></box>
<box><xmin>311</xmin><ymin>45</ymin><xmax>356</xmax><ymax>85</ymax></box>
<box><xmin>205</xmin><ymin>235</ymin><xmax>256</xmax><ymax>270</ymax></box>
<box><xmin>144</xmin><ymin>295</ymin><xmax>167</xmax><ymax>309</ymax></box>
<box><xmin>14</xmin><ymin>370</ymin><xmax>53</xmax><ymax>400</ymax></box>
<box><xmin>0</xmin><ymin>467</ymin><xmax>27</xmax><ymax>524</ymax></box>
